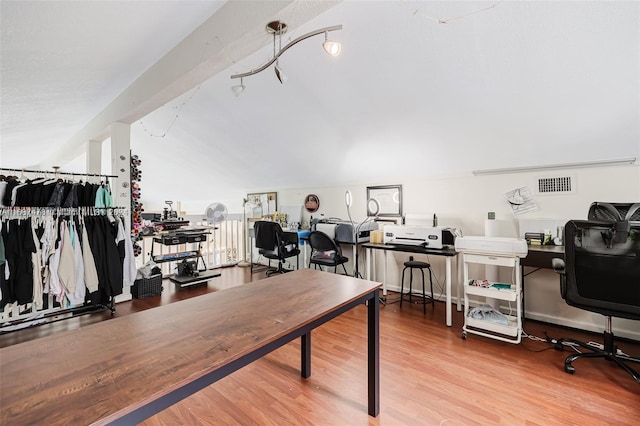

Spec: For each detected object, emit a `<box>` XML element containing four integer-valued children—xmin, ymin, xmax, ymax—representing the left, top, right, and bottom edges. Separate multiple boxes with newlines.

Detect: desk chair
<box><xmin>308</xmin><ymin>231</ymin><xmax>349</xmax><ymax>275</ymax></box>
<box><xmin>400</xmin><ymin>256</ymin><xmax>434</xmax><ymax>314</ymax></box>
<box><xmin>254</xmin><ymin>221</ymin><xmax>300</xmax><ymax>276</ymax></box>
<box><xmin>552</xmin><ymin>219</ymin><xmax>640</xmax><ymax>384</ymax></box>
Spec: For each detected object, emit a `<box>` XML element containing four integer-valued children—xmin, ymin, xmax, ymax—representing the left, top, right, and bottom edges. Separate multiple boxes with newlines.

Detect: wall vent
<box><xmin>536</xmin><ymin>176</ymin><xmax>574</xmax><ymax>195</ymax></box>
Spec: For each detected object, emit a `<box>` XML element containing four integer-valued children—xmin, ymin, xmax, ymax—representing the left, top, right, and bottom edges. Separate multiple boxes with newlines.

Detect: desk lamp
<box><xmin>238</xmin><ymin>198</ymin><xmax>256</xmax><ymax>267</ymax></box>
<box><xmin>345</xmin><ymin>190</ymin><xmax>380</xmax><ymax>279</ymax></box>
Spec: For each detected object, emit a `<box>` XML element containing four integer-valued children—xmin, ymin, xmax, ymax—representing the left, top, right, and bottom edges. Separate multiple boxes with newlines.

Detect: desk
<box><xmin>521</xmin><ymin>245</ymin><xmax>565</xmax><ymax>320</ymax></box>
<box><xmin>521</xmin><ymin>244</ymin><xmax>565</xmax><ymax>269</ymax></box>
<box><xmin>291</xmin><ymin>229</ymin><xmax>311</xmax><ymax>267</ymax></box>
<box><xmin>362</xmin><ymin>243</ymin><xmax>459</xmax><ymax>327</ymax></box>
<box><xmin>0</xmin><ymin>269</ymin><xmax>381</xmax><ymax>424</ymax></box>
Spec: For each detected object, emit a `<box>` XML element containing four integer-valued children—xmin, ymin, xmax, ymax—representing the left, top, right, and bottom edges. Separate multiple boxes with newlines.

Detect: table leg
<box><xmin>367</xmin><ymin>293</ymin><xmax>380</xmax><ymax>417</ymax></box>
<box><xmin>301</xmin><ymin>332</ymin><xmax>311</xmax><ymax>378</ymax></box>
<box><xmin>366</xmin><ymin>247</ymin><xmax>371</xmax><ymax>280</ymax></box>
<box><xmin>382</xmin><ymin>251</ymin><xmax>388</xmax><ymax>296</ymax></box>
<box><xmin>445</xmin><ymin>257</ymin><xmax>452</xmax><ymax>327</ymax></box>
<box><xmin>352</xmin><ymin>245</ymin><xmax>357</xmax><ymax>276</ymax></box>
<box><xmin>303</xmin><ymin>243</ymin><xmax>308</xmax><ymax>268</ymax></box>
<box><xmin>456</xmin><ymin>254</ymin><xmax>462</xmax><ymax>312</ymax></box>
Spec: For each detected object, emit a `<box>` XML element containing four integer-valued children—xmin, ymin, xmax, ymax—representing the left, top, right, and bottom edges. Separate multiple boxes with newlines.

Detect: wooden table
<box><xmin>0</xmin><ymin>269</ymin><xmax>381</xmax><ymax>425</ymax></box>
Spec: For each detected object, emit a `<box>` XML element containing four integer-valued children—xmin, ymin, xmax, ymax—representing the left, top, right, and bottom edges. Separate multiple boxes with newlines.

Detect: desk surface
<box><xmin>521</xmin><ymin>244</ymin><xmax>564</xmax><ymax>268</ymax></box>
<box><xmin>361</xmin><ymin>242</ymin><xmax>458</xmax><ymax>257</ymax></box>
<box><xmin>0</xmin><ymin>269</ymin><xmax>381</xmax><ymax>425</ymax></box>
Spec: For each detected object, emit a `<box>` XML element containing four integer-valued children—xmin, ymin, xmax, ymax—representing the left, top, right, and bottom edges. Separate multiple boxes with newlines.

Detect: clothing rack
<box><xmin>0</xmin><ymin>206</ymin><xmax>128</xmax><ymax>217</ymax></box>
<box><xmin>0</xmin><ymin>206</ymin><xmax>129</xmax><ymax>333</ymax></box>
<box><xmin>0</xmin><ymin>294</ymin><xmax>115</xmax><ymax>333</ymax></box>
<box><xmin>0</xmin><ymin>166</ymin><xmax>118</xmax><ymax>179</ymax></box>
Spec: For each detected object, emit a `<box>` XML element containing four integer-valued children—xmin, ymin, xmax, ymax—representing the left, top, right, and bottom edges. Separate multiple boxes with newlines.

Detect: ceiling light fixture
<box><xmin>323</xmin><ymin>31</ymin><xmax>341</xmax><ymax>56</ymax></box>
<box><xmin>274</xmin><ymin>60</ymin><xmax>287</xmax><ymax>84</ymax></box>
<box><xmin>231</xmin><ymin>77</ymin><xmax>245</xmax><ymax>97</ymax></box>
<box><xmin>230</xmin><ymin>20</ymin><xmax>342</xmax><ymax>92</ymax></box>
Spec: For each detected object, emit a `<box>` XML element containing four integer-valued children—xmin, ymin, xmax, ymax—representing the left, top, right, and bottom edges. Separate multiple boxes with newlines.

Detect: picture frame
<box><xmin>366</xmin><ymin>185</ymin><xmax>402</xmax><ymax>217</ymax></box>
<box><xmin>246</xmin><ymin>192</ymin><xmax>277</xmax><ymax>217</ymax></box>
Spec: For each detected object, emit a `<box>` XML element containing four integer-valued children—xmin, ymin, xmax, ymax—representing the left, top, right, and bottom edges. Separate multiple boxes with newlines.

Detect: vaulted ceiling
<box><xmin>2</xmin><ymin>1</ymin><xmax>638</xmax><ymax>207</ymax></box>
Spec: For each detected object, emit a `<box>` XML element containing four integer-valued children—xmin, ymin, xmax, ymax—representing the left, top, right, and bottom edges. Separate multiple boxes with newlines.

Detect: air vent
<box><xmin>535</xmin><ymin>176</ymin><xmax>575</xmax><ymax>195</ymax></box>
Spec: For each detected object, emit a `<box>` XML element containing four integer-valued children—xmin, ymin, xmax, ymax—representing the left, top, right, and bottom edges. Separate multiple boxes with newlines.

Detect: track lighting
<box><xmin>230</xmin><ymin>20</ymin><xmax>342</xmax><ymax>93</ymax></box>
<box><xmin>274</xmin><ymin>60</ymin><xmax>287</xmax><ymax>84</ymax></box>
<box><xmin>323</xmin><ymin>31</ymin><xmax>341</xmax><ymax>56</ymax></box>
<box><xmin>231</xmin><ymin>77</ymin><xmax>245</xmax><ymax>97</ymax></box>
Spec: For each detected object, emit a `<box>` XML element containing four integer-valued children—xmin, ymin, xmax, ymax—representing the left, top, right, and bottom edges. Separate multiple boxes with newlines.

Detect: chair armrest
<box><xmin>551</xmin><ymin>258</ymin><xmax>567</xmax><ymax>299</ymax></box>
<box><xmin>551</xmin><ymin>258</ymin><xmax>565</xmax><ymax>274</ymax></box>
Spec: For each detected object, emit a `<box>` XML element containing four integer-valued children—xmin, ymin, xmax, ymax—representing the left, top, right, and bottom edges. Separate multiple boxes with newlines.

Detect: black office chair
<box><xmin>253</xmin><ymin>221</ymin><xmax>300</xmax><ymax>276</ymax></box>
<box><xmin>552</xmin><ymin>218</ymin><xmax>640</xmax><ymax>384</ymax></box>
<box><xmin>307</xmin><ymin>231</ymin><xmax>349</xmax><ymax>275</ymax></box>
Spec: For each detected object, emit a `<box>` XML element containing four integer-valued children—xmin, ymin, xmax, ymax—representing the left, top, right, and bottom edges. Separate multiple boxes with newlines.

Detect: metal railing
<box><xmin>136</xmin><ymin>215</ymin><xmax>246</xmax><ymax>274</ymax></box>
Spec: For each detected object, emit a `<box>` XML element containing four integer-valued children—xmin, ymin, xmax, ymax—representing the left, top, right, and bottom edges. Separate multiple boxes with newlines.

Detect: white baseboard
<box><xmin>524</xmin><ymin>311</ymin><xmax>640</xmax><ymax>342</ymax></box>
<box><xmin>383</xmin><ymin>285</ymin><xmax>640</xmax><ymax>342</ymax></box>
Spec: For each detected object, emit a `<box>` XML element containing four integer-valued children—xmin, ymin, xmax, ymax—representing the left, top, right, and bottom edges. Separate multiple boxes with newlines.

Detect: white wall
<box><xmin>277</xmin><ymin>164</ymin><xmax>640</xmax><ymax>340</ymax></box>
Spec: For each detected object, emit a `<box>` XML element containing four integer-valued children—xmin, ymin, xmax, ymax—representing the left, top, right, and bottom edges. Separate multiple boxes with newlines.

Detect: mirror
<box><xmin>304</xmin><ymin>194</ymin><xmax>320</xmax><ymax>213</ymax></box>
<box><xmin>366</xmin><ymin>185</ymin><xmax>402</xmax><ymax>217</ymax></box>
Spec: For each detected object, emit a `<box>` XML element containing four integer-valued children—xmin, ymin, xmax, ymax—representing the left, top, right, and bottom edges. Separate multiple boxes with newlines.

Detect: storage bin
<box><xmin>132</xmin><ymin>273</ymin><xmax>163</xmax><ymax>299</ymax></box>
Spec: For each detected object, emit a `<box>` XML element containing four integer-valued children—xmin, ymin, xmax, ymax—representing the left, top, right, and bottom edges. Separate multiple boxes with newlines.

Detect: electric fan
<box><xmin>205</xmin><ymin>202</ymin><xmax>228</xmax><ymax>225</ymax></box>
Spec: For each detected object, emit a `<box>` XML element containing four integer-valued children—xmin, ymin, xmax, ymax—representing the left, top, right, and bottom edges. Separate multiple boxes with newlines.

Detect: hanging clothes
<box><xmin>0</xmin><ymin>180</ymin><xmax>7</xmax><ymax>207</ymax></box>
<box><xmin>62</xmin><ymin>184</ymin><xmax>76</xmax><ymax>208</ymax></box>
<box><xmin>30</xmin><ymin>218</ymin><xmax>44</xmax><ymax>309</ymax></box>
<box><xmin>0</xmin><ymin>173</ymin><xmax>113</xmax><ymax>208</ymax></box>
<box><xmin>2</xmin><ymin>178</ymin><xmax>20</xmax><ymax>207</ymax></box>
<box><xmin>0</xmin><ymin>221</ymin><xmax>5</xmax><ymax>302</ymax></box>
<box><xmin>47</xmin><ymin>181</ymin><xmax>70</xmax><ymax>208</ymax></box>
<box><xmin>94</xmin><ymin>183</ymin><xmax>113</xmax><ymax>209</ymax></box>
<box><xmin>81</xmin><ymin>217</ymin><xmax>100</xmax><ymax>293</ymax></box>
<box><xmin>57</xmin><ymin>219</ymin><xmax>76</xmax><ymax>297</ymax></box>
<box><xmin>40</xmin><ymin>214</ymin><xmax>57</xmax><ymax>294</ymax></box>
<box><xmin>0</xmin><ymin>221</ymin><xmax>5</xmax><ymax>264</ymax></box>
<box><xmin>47</xmin><ymin>219</ymin><xmax>64</xmax><ymax>303</ymax></box>
<box><xmin>84</xmin><ymin>215</ymin><xmax>123</xmax><ymax>302</ymax></box>
<box><xmin>67</xmin><ymin>219</ymin><xmax>86</xmax><ymax>306</ymax></box>
<box><xmin>0</xmin><ymin>218</ymin><xmax>36</xmax><ymax>307</ymax></box>
<box><xmin>117</xmin><ymin>218</ymin><xmax>137</xmax><ymax>288</ymax></box>
<box><xmin>1</xmin><ymin>207</ymin><xmax>128</xmax><ymax>314</ymax></box>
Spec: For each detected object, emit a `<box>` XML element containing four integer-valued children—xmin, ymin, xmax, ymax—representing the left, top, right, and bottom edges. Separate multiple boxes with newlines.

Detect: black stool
<box><xmin>400</xmin><ymin>256</ymin><xmax>434</xmax><ymax>314</ymax></box>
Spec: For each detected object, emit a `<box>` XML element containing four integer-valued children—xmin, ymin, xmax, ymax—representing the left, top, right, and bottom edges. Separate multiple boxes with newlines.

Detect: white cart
<box><xmin>455</xmin><ymin>236</ymin><xmax>528</xmax><ymax>344</ymax></box>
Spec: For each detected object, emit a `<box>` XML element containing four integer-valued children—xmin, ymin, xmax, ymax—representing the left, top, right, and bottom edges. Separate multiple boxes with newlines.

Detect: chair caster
<box><xmin>564</xmin><ymin>363</ymin><xmax>576</xmax><ymax>374</ymax></box>
<box><xmin>461</xmin><ymin>331</ymin><xmax>467</xmax><ymax>340</ymax></box>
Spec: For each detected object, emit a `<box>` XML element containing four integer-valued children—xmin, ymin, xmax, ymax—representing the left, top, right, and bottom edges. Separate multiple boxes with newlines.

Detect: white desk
<box><xmin>363</xmin><ymin>243</ymin><xmax>461</xmax><ymax>327</ymax></box>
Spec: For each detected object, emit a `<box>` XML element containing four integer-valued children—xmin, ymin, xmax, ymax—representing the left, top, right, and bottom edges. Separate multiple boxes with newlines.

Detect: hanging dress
<box><xmin>67</xmin><ymin>220</ymin><xmax>86</xmax><ymax>306</ymax></box>
<box><xmin>30</xmin><ymin>218</ymin><xmax>44</xmax><ymax>309</ymax></box>
<box><xmin>117</xmin><ymin>218</ymin><xmax>137</xmax><ymax>288</ymax></box>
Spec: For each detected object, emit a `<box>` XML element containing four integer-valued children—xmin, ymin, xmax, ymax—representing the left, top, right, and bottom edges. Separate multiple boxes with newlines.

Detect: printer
<box><xmin>311</xmin><ymin>218</ymin><xmax>379</xmax><ymax>244</ymax></box>
<box><xmin>454</xmin><ymin>236</ymin><xmax>528</xmax><ymax>258</ymax></box>
<box><xmin>383</xmin><ymin>225</ymin><xmax>456</xmax><ymax>249</ymax></box>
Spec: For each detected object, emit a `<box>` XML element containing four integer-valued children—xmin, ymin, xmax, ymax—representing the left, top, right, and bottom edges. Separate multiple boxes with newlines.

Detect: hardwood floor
<box><xmin>2</xmin><ymin>266</ymin><xmax>639</xmax><ymax>425</ymax></box>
